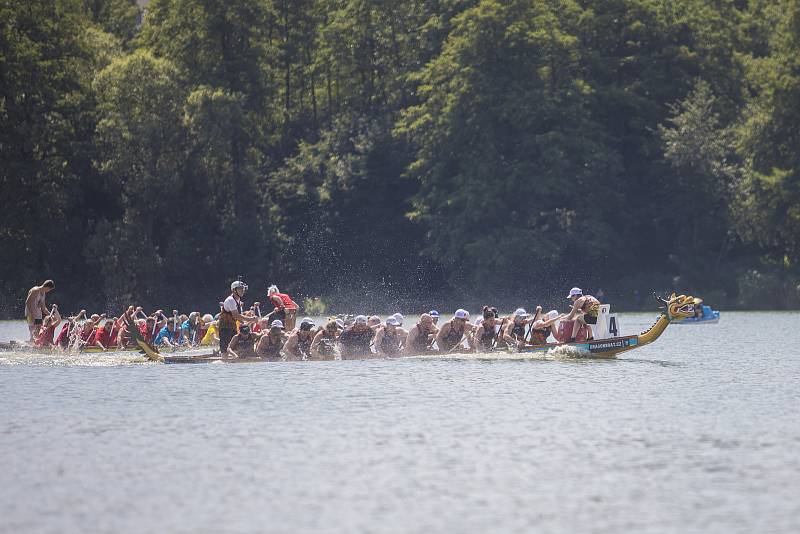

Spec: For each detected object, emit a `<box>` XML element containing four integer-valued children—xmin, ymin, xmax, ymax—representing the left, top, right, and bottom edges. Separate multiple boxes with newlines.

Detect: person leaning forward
<box><xmin>218</xmin><ymin>280</ymin><xmax>257</xmax><ymax>352</ymax></box>
<box><xmin>25</xmin><ymin>280</ymin><xmax>54</xmax><ymax>341</ymax></box>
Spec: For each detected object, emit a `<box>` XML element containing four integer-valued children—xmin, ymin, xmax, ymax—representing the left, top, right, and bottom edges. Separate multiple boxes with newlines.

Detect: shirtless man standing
<box><xmin>25</xmin><ymin>280</ymin><xmax>55</xmax><ymax>341</ymax></box>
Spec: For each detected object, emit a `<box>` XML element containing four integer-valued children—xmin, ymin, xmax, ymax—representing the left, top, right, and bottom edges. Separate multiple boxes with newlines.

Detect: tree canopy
<box><xmin>1</xmin><ymin>0</ymin><xmax>799</xmax><ymax>316</ymax></box>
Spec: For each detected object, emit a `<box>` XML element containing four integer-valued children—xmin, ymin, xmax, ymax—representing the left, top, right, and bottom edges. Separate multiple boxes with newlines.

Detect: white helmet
<box><xmin>231</xmin><ymin>280</ymin><xmax>248</xmax><ymax>292</ymax></box>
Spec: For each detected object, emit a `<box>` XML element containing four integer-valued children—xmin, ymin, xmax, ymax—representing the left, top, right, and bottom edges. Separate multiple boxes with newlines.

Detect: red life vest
<box><xmin>34</xmin><ymin>324</ymin><xmax>57</xmax><ymax>348</ymax></box>
<box><xmin>55</xmin><ymin>323</ymin><xmax>71</xmax><ymax>347</ymax></box>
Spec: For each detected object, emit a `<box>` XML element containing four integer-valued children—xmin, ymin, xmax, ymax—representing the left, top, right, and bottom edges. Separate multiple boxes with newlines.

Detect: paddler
<box><xmin>338</xmin><ymin>315</ymin><xmax>375</xmax><ymax>359</ymax></box>
<box><xmin>404</xmin><ymin>313</ymin><xmax>437</xmax><ymax>355</ymax></box>
<box><xmin>24</xmin><ymin>279</ymin><xmax>55</xmax><ymax>341</ymax></box>
<box><xmin>255</xmin><ymin>320</ymin><xmax>287</xmax><ymax>360</ymax></box>
<box><xmin>471</xmin><ymin>306</ymin><xmax>499</xmax><ymax>352</ymax></box>
<box><xmin>284</xmin><ymin>317</ymin><xmax>316</xmax><ymax>360</ymax></box>
<box><xmin>564</xmin><ymin>287</ymin><xmax>601</xmax><ymax>342</ymax></box>
<box><xmin>310</xmin><ymin>319</ymin><xmax>342</xmax><ymax>360</ymax></box>
<box><xmin>33</xmin><ymin>305</ymin><xmax>61</xmax><ymax>348</ymax></box>
<box><xmin>436</xmin><ymin>309</ymin><xmax>474</xmax><ymax>352</ymax></box>
<box><xmin>267</xmin><ymin>285</ymin><xmax>299</xmax><ymax>330</ymax></box>
<box><xmin>227</xmin><ymin>323</ymin><xmax>258</xmax><ymax>359</ymax></box>
<box><xmin>219</xmin><ymin>280</ymin><xmax>258</xmax><ymax>352</ymax></box>
<box><xmin>93</xmin><ymin>319</ymin><xmax>116</xmax><ymax>350</ymax></box>
<box><xmin>373</xmin><ymin>316</ymin><xmax>403</xmax><ymax>357</ymax></box>
<box><xmin>503</xmin><ymin>308</ymin><xmax>532</xmax><ymax>349</ymax></box>
<box><xmin>200</xmin><ymin>314</ymin><xmax>219</xmax><ymax>346</ymax></box>
<box><xmin>528</xmin><ymin>310</ymin><xmax>563</xmax><ymax>345</ymax></box>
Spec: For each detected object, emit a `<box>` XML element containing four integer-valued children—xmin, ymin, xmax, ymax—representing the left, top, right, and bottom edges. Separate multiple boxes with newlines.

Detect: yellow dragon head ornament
<box><xmin>655</xmin><ymin>292</ymin><xmax>697</xmax><ymax>321</ymax></box>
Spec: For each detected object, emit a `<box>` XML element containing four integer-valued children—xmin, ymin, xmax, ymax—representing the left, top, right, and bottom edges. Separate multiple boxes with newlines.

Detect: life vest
<box><xmin>200</xmin><ymin>323</ymin><xmax>218</xmax><ymax>345</ymax></box>
<box><xmin>34</xmin><ymin>323</ymin><xmax>57</xmax><ymax>348</ymax></box>
<box><xmin>296</xmin><ymin>332</ymin><xmax>313</xmax><ymax>356</ymax></box>
<box><xmin>380</xmin><ymin>328</ymin><xmax>401</xmax><ymax>355</ymax></box>
<box><xmin>479</xmin><ymin>323</ymin><xmax>496</xmax><ymax>350</ymax></box>
<box><xmin>409</xmin><ymin>326</ymin><xmax>431</xmax><ymax>353</ymax></box>
<box><xmin>580</xmin><ymin>295</ymin><xmax>601</xmax><ymax>317</ymax></box>
<box><xmin>55</xmin><ymin>323</ymin><xmax>71</xmax><ymax>348</ymax></box>
<box><xmin>529</xmin><ymin>326</ymin><xmax>551</xmax><ymax>345</ymax></box>
<box><xmin>510</xmin><ymin>322</ymin><xmax>526</xmax><ymax>339</ymax></box>
<box><xmin>339</xmin><ymin>327</ymin><xmax>374</xmax><ymax>357</ymax></box>
<box><xmin>257</xmin><ymin>335</ymin><xmax>284</xmax><ymax>358</ymax></box>
<box><xmin>219</xmin><ymin>296</ymin><xmax>241</xmax><ymax>330</ymax></box>
<box><xmin>318</xmin><ymin>332</ymin><xmax>337</xmax><ymax>356</ymax></box>
<box><xmin>232</xmin><ymin>333</ymin><xmax>258</xmax><ymax>358</ymax></box>
<box><xmin>440</xmin><ymin>322</ymin><xmax>465</xmax><ymax>351</ymax></box>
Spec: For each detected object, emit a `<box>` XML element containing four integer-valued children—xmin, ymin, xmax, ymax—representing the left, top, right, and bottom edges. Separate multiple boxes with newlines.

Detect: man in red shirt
<box><xmin>267</xmin><ymin>285</ymin><xmax>299</xmax><ymax>330</ymax></box>
<box><xmin>93</xmin><ymin>320</ymin><xmax>115</xmax><ymax>350</ymax></box>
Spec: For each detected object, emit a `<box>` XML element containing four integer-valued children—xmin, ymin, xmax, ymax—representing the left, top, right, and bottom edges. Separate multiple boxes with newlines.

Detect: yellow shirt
<box><xmin>200</xmin><ymin>323</ymin><xmax>218</xmax><ymax>346</ymax></box>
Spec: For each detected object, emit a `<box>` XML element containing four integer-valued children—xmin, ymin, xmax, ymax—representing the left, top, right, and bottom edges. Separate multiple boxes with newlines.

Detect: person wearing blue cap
<box><xmin>428</xmin><ymin>310</ymin><xmax>440</xmax><ymax>325</ymax></box>
<box><xmin>285</xmin><ymin>317</ymin><xmax>316</xmax><ymax>360</ymax></box>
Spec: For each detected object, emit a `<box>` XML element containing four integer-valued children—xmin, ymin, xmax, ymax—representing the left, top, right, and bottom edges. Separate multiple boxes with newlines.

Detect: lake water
<box><xmin>1</xmin><ymin>312</ymin><xmax>799</xmax><ymax>533</ymax></box>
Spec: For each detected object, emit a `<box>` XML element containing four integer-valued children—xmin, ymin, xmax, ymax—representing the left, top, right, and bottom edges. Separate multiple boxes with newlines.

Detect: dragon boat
<box><xmin>131</xmin><ymin>292</ymin><xmax>698</xmax><ymax>363</ymax></box>
<box><xmin>517</xmin><ymin>292</ymin><xmax>697</xmax><ymax>358</ymax></box>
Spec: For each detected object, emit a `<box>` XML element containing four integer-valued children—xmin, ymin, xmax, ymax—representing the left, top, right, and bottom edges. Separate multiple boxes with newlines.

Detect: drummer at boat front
<box><xmin>564</xmin><ymin>287</ymin><xmax>601</xmax><ymax>342</ymax></box>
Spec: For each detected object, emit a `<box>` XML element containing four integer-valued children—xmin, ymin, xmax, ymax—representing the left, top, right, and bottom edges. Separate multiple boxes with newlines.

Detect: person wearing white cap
<box><xmin>219</xmin><ymin>280</ymin><xmax>258</xmax><ymax>352</ymax></box>
<box><xmin>529</xmin><ymin>309</ymin><xmax>565</xmax><ymax>345</ymax></box>
<box><xmin>503</xmin><ymin>307</ymin><xmax>534</xmax><ymax>349</ymax></box>
<box><xmin>338</xmin><ymin>315</ymin><xmax>374</xmax><ymax>359</ymax></box>
<box><xmin>436</xmin><ymin>309</ymin><xmax>474</xmax><ymax>352</ymax></box>
<box><xmin>392</xmin><ymin>313</ymin><xmax>404</xmax><ymax>327</ymax></box>
<box><xmin>284</xmin><ymin>317</ymin><xmax>316</xmax><ymax>360</ymax></box>
<box><xmin>563</xmin><ymin>287</ymin><xmax>601</xmax><ymax>342</ymax></box>
<box><xmin>310</xmin><ymin>319</ymin><xmax>342</xmax><ymax>360</ymax></box>
<box><xmin>256</xmin><ymin>319</ymin><xmax>287</xmax><ymax>360</ymax></box>
<box><xmin>374</xmin><ymin>316</ymin><xmax>403</xmax><ymax>357</ymax></box>
<box><xmin>404</xmin><ymin>313</ymin><xmax>437</xmax><ymax>355</ymax></box>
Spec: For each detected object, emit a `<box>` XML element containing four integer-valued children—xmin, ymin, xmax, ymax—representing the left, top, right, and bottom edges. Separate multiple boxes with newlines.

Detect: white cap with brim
<box><xmin>355</xmin><ymin>315</ymin><xmax>368</xmax><ymax>325</ymax></box>
<box><xmin>392</xmin><ymin>313</ymin><xmax>404</xmax><ymax>325</ymax></box>
<box><xmin>300</xmin><ymin>317</ymin><xmax>315</xmax><ymax>326</ymax></box>
<box><xmin>454</xmin><ymin>309</ymin><xmax>470</xmax><ymax>320</ymax></box>
<box><xmin>271</xmin><ymin>320</ymin><xmax>285</xmax><ymax>329</ymax></box>
<box><xmin>568</xmin><ymin>287</ymin><xmax>583</xmax><ymax>299</ymax></box>
<box><xmin>514</xmin><ymin>308</ymin><xmax>528</xmax><ymax>317</ymax></box>
<box><xmin>386</xmin><ymin>317</ymin><xmax>400</xmax><ymax>326</ymax></box>
<box><xmin>546</xmin><ymin>310</ymin><xmax>559</xmax><ymax>321</ymax></box>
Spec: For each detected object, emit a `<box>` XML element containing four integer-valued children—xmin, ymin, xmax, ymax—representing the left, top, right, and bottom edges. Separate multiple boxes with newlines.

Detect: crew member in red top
<box><xmin>267</xmin><ymin>284</ymin><xmax>299</xmax><ymax>330</ymax></box>
<box><xmin>34</xmin><ymin>305</ymin><xmax>61</xmax><ymax>348</ymax></box>
<box><xmin>93</xmin><ymin>320</ymin><xmax>115</xmax><ymax>350</ymax></box>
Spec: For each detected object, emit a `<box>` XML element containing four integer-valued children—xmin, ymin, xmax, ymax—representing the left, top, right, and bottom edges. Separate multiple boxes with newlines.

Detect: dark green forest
<box><xmin>2</xmin><ymin>0</ymin><xmax>799</xmax><ymax>316</ymax></box>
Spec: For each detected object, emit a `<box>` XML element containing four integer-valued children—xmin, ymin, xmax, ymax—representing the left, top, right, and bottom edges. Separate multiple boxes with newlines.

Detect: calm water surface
<box><xmin>1</xmin><ymin>312</ymin><xmax>799</xmax><ymax>533</ymax></box>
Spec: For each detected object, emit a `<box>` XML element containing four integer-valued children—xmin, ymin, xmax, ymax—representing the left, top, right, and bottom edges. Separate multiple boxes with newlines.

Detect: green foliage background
<box><xmin>2</xmin><ymin>0</ymin><xmax>799</xmax><ymax>315</ymax></box>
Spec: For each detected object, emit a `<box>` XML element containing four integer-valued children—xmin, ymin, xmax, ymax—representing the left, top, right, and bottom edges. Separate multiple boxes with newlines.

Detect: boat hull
<box><xmin>516</xmin><ymin>335</ymin><xmax>641</xmax><ymax>358</ymax></box>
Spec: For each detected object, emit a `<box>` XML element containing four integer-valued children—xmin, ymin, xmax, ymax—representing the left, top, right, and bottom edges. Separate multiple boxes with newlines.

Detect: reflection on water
<box><xmin>1</xmin><ymin>312</ymin><xmax>799</xmax><ymax>534</ymax></box>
